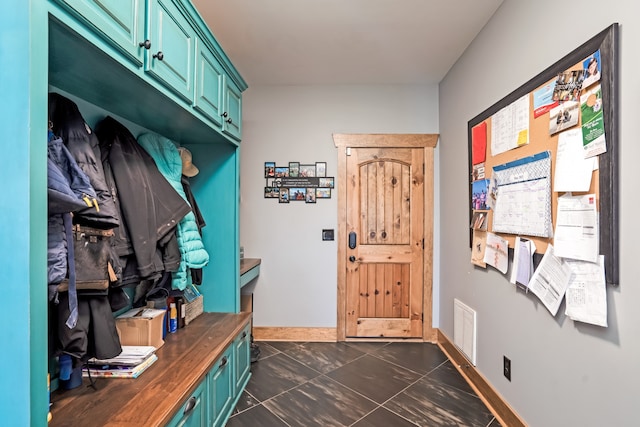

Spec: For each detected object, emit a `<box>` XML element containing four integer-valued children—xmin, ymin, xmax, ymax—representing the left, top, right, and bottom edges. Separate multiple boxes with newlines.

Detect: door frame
<box><xmin>333</xmin><ymin>134</ymin><xmax>439</xmax><ymax>342</ymax></box>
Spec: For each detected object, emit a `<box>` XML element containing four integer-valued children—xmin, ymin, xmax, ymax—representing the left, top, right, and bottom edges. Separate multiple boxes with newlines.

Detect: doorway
<box><xmin>333</xmin><ymin>134</ymin><xmax>438</xmax><ymax>341</ymax></box>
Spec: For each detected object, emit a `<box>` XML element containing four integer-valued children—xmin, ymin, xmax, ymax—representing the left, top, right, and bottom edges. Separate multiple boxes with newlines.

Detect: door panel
<box><xmin>346</xmin><ymin>147</ymin><xmax>424</xmax><ymax>338</ymax></box>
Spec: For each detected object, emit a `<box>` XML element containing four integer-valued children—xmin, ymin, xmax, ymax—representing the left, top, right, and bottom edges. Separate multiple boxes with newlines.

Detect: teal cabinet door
<box><xmin>167</xmin><ymin>379</ymin><xmax>208</xmax><ymax>427</ymax></box>
<box><xmin>53</xmin><ymin>0</ymin><xmax>145</xmax><ymax>66</ymax></box>
<box><xmin>222</xmin><ymin>77</ymin><xmax>242</xmax><ymax>141</ymax></box>
<box><xmin>147</xmin><ymin>0</ymin><xmax>195</xmax><ymax>102</ymax></box>
<box><xmin>194</xmin><ymin>39</ymin><xmax>224</xmax><ymax>127</ymax></box>
<box><xmin>208</xmin><ymin>347</ymin><xmax>235</xmax><ymax>427</ymax></box>
<box><xmin>234</xmin><ymin>325</ymin><xmax>251</xmax><ymax>392</ymax></box>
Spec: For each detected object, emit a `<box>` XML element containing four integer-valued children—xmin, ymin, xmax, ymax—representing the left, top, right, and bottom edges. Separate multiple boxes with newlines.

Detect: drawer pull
<box><xmin>183</xmin><ymin>396</ymin><xmax>197</xmax><ymax>415</ymax></box>
<box><xmin>219</xmin><ymin>356</ymin><xmax>228</xmax><ymax>369</ymax></box>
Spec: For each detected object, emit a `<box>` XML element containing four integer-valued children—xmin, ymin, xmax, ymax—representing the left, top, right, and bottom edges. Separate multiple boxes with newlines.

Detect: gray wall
<box><xmin>439</xmin><ymin>1</ymin><xmax>639</xmax><ymax>426</ymax></box>
<box><xmin>240</xmin><ymin>84</ymin><xmax>439</xmax><ymax>327</ymax></box>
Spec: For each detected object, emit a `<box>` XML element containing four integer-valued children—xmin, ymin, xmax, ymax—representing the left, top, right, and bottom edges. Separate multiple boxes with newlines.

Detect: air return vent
<box><xmin>453</xmin><ymin>299</ymin><xmax>477</xmax><ymax>366</ymax></box>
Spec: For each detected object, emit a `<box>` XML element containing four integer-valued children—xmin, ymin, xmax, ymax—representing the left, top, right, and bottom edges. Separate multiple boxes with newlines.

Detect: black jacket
<box><xmin>96</xmin><ymin>116</ymin><xmax>191</xmax><ymax>282</ymax></box>
<box><xmin>48</xmin><ymin>93</ymin><xmax>120</xmax><ymax>230</ymax></box>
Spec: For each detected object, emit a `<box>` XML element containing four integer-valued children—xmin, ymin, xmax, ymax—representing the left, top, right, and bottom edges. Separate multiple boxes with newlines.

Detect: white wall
<box><xmin>439</xmin><ymin>1</ymin><xmax>639</xmax><ymax>426</ymax></box>
<box><xmin>240</xmin><ymin>85</ymin><xmax>439</xmax><ymax>327</ymax></box>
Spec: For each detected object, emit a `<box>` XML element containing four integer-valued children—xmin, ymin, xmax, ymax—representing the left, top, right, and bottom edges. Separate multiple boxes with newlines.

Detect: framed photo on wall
<box><xmin>315</xmin><ymin>162</ymin><xmax>327</xmax><ymax>177</ymax></box>
<box><xmin>265</xmin><ymin>162</ymin><xmax>275</xmax><ymax>178</ymax></box>
<box><xmin>305</xmin><ymin>188</ymin><xmax>316</xmax><ymax>203</ymax></box>
<box><xmin>316</xmin><ymin>188</ymin><xmax>331</xmax><ymax>198</ymax></box>
<box><xmin>289</xmin><ymin>162</ymin><xmax>300</xmax><ymax>177</ymax></box>
<box><xmin>279</xmin><ymin>188</ymin><xmax>289</xmax><ymax>203</ymax></box>
<box><xmin>299</xmin><ymin>164</ymin><xmax>315</xmax><ymax>177</ymax></box>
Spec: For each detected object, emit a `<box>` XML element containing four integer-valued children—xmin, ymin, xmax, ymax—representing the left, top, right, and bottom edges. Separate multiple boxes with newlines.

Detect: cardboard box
<box><xmin>116</xmin><ymin>308</ymin><xmax>166</xmax><ymax>349</ymax></box>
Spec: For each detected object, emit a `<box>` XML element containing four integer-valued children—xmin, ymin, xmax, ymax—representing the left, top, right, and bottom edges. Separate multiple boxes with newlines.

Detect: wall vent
<box><xmin>453</xmin><ymin>299</ymin><xmax>477</xmax><ymax>366</ymax></box>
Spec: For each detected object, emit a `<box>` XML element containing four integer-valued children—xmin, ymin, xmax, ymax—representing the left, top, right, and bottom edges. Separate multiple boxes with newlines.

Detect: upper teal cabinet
<box><xmin>48</xmin><ymin>0</ymin><xmax>246</xmax><ymax>145</ymax></box>
<box><xmin>222</xmin><ymin>77</ymin><xmax>242</xmax><ymax>141</ymax></box>
<box><xmin>147</xmin><ymin>0</ymin><xmax>196</xmax><ymax>102</ymax></box>
<box><xmin>53</xmin><ymin>0</ymin><xmax>146</xmax><ymax>66</ymax></box>
<box><xmin>194</xmin><ymin>38</ymin><xmax>224</xmax><ymax>127</ymax></box>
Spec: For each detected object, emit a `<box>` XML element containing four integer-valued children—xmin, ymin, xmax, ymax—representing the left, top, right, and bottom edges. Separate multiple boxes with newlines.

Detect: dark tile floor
<box><xmin>227</xmin><ymin>341</ymin><xmax>501</xmax><ymax>427</ymax></box>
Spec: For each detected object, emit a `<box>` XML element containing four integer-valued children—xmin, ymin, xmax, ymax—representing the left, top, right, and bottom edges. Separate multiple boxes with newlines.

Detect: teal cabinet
<box><xmin>194</xmin><ymin>38</ymin><xmax>224</xmax><ymax>127</ymax></box>
<box><xmin>52</xmin><ymin>0</ymin><xmax>146</xmax><ymax>66</ymax></box>
<box><xmin>208</xmin><ymin>346</ymin><xmax>235</xmax><ymax>426</ymax></box>
<box><xmin>222</xmin><ymin>77</ymin><xmax>243</xmax><ymax>141</ymax></box>
<box><xmin>147</xmin><ymin>0</ymin><xmax>196</xmax><ymax>102</ymax></box>
<box><xmin>3</xmin><ymin>0</ymin><xmax>247</xmax><ymax>422</ymax></box>
<box><xmin>167</xmin><ymin>380</ymin><xmax>208</xmax><ymax>427</ymax></box>
<box><xmin>235</xmin><ymin>324</ymin><xmax>252</xmax><ymax>393</ymax></box>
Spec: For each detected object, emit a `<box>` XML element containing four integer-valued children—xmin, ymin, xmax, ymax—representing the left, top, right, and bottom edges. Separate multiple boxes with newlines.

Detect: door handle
<box><xmin>349</xmin><ymin>255</ymin><xmax>356</xmax><ymax>263</ymax></box>
<box><xmin>348</xmin><ymin>231</ymin><xmax>357</xmax><ymax>249</ymax></box>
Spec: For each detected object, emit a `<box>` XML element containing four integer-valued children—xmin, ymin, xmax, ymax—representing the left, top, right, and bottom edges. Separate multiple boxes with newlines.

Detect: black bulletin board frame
<box><xmin>467</xmin><ymin>23</ymin><xmax>619</xmax><ymax>285</ymax></box>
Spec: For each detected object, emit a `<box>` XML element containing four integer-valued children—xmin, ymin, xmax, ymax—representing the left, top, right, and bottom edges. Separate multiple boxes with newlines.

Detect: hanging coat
<box><xmin>48</xmin><ymin>92</ymin><xmax>120</xmax><ymax>229</ymax></box>
<box><xmin>137</xmin><ymin>133</ymin><xmax>209</xmax><ymax>290</ymax></box>
<box><xmin>95</xmin><ymin>116</ymin><xmax>191</xmax><ymax>282</ymax></box>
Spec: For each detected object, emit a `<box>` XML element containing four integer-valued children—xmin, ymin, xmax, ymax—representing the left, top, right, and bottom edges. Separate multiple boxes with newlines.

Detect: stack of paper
<box><xmin>84</xmin><ymin>346</ymin><xmax>158</xmax><ymax>379</ymax></box>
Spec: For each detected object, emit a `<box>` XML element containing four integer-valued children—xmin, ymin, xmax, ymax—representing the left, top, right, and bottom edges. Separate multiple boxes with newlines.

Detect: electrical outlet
<box><xmin>503</xmin><ymin>356</ymin><xmax>511</xmax><ymax>381</ymax></box>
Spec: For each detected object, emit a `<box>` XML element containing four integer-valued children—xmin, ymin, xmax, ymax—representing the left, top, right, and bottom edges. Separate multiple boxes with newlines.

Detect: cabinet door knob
<box><xmin>222</xmin><ymin>112</ymin><xmax>228</xmax><ymax>118</ymax></box>
<box><xmin>153</xmin><ymin>51</ymin><xmax>164</xmax><ymax>61</ymax></box>
<box><xmin>226</xmin><ymin>118</ymin><xmax>233</xmax><ymax>124</ymax></box>
<box><xmin>241</xmin><ymin>331</ymin><xmax>247</xmax><ymax>339</ymax></box>
<box><xmin>349</xmin><ymin>255</ymin><xmax>356</xmax><ymax>263</ymax></box>
<box><xmin>138</xmin><ymin>40</ymin><xmax>151</xmax><ymax>50</ymax></box>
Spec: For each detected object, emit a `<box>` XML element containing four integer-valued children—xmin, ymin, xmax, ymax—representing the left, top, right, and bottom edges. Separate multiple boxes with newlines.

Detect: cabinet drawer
<box><xmin>52</xmin><ymin>0</ymin><xmax>145</xmax><ymax>67</ymax></box>
<box><xmin>166</xmin><ymin>379</ymin><xmax>207</xmax><ymax>427</ymax></box>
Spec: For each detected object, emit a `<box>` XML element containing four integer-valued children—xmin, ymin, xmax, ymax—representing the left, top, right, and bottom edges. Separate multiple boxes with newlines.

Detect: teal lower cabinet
<box><xmin>50</xmin><ymin>313</ymin><xmax>251</xmax><ymax>426</ymax></box>
<box><xmin>209</xmin><ymin>346</ymin><xmax>235</xmax><ymax>426</ymax></box>
<box><xmin>234</xmin><ymin>324</ymin><xmax>252</xmax><ymax>393</ymax></box>
<box><xmin>167</xmin><ymin>380</ymin><xmax>208</xmax><ymax>427</ymax></box>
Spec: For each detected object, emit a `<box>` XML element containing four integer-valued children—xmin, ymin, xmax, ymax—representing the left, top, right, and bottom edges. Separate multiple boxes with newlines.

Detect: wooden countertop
<box><xmin>50</xmin><ymin>312</ymin><xmax>251</xmax><ymax>427</ymax></box>
<box><xmin>240</xmin><ymin>258</ymin><xmax>261</xmax><ymax>276</ymax></box>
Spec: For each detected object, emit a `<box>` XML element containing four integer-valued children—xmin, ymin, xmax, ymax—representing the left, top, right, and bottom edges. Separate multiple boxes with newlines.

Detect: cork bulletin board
<box><xmin>467</xmin><ymin>23</ymin><xmax>619</xmax><ymax>285</ymax></box>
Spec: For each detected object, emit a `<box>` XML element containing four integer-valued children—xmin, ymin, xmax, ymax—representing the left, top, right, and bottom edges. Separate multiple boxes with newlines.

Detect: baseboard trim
<box><xmin>437</xmin><ymin>329</ymin><xmax>527</xmax><ymax>427</ymax></box>
<box><xmin>253</xmin><ymin>327</ymin><xmax>337</xmax><ymax>342</ymax></box>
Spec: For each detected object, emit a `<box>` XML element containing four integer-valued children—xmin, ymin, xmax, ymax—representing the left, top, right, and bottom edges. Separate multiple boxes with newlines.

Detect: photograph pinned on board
<box><xmin>549</xmin><ymin>101</ymin><xmax>579</xmax><ymax>135</ymax></box>
<box><xmin>471</xmin><ymin>179</ymin><xmax>490</xmax><ymax>211</ymax></box>
<box><xmin>279</xmin><ymin>188</ymin><xmax>290</xmax><ymax>203</ymax></box>
<box><xmin>472</xmin><ymin>163</ymin><xmax>485</xmax><ymax>182</ymax></box>
<box><xmin>582</xmin><ymin>50</ymin><xmax>601</xmax><ymax>89</ymax></box>
<box><xmin>551</xmin><ymin>69</ymin><xmax>584</xmax><ymax>103</ymax></box>
<box><xmin>470</xmin><ymin>211</ymin><xmax>488</xmax><ymax>231</ymax></box>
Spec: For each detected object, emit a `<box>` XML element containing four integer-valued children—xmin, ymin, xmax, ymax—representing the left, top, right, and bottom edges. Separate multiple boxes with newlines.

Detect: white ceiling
<box><xmin>192</xmin><ymin>0</ymin><xmax>504</xmax><ymax>86</ymax></box>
